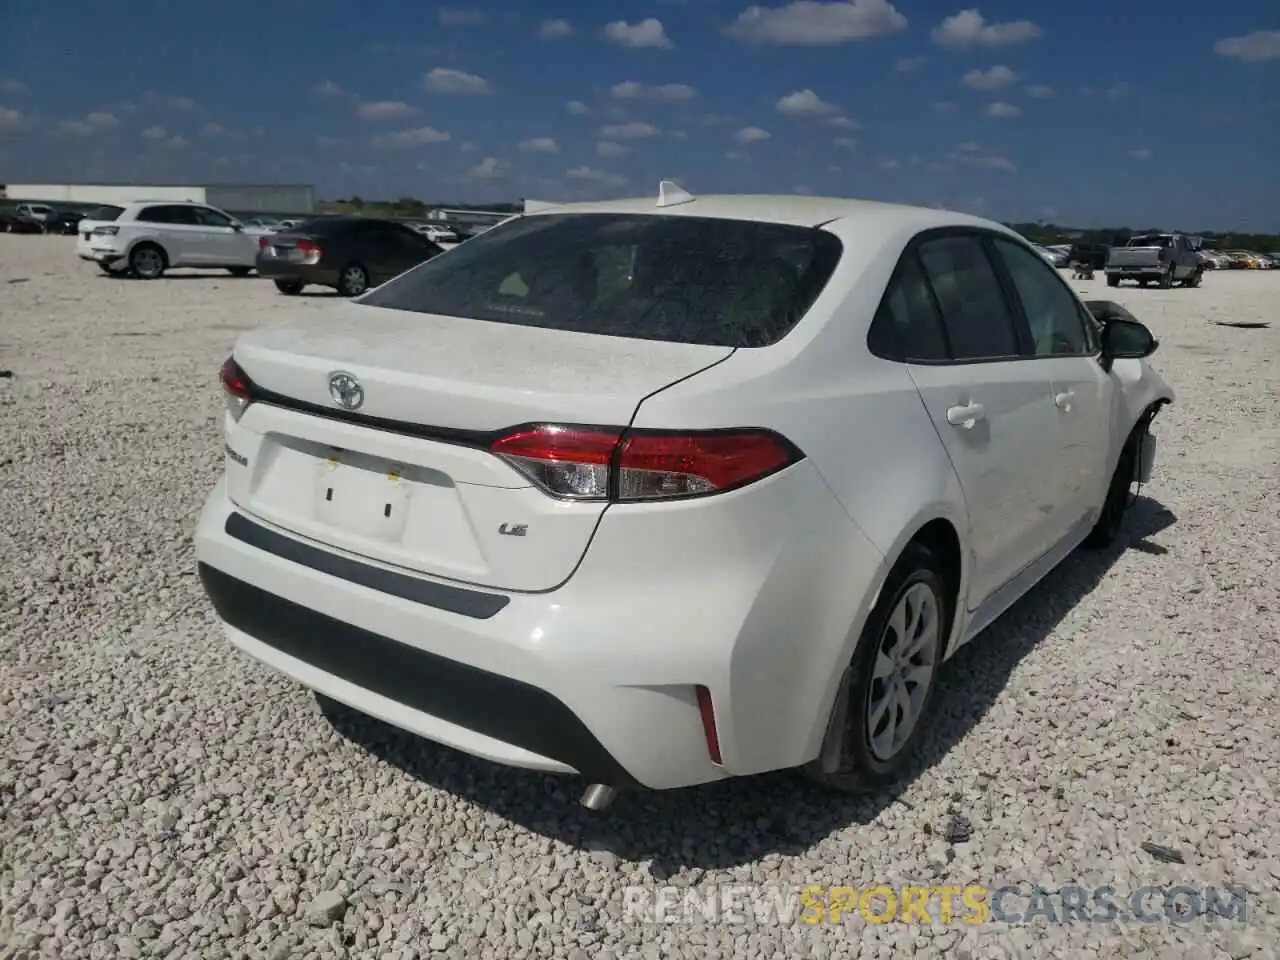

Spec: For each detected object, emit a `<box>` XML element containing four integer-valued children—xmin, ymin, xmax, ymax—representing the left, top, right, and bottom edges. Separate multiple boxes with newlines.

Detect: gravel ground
<box><xmin>2</xmin><ymin>235</ymin><xmax>1278</xmax><ymax>960</ymax></box>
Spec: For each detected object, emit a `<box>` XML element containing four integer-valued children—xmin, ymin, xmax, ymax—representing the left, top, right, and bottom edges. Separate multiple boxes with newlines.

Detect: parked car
<box><xmin>255</xmin><ymin>216</ymin><xmax>445</xmax><ymax>296</ymax></box>
<box><xmin>196</xmin><ymin>186</ymin><xmax>1174</xmax><ymax>806</ymax></box>
<box><xmin>1067</xmin><ymin>242</ymin><xmax>1109</xmax><ymax>271</ymax></box>
<box><xmin>2</xmin><ymin>210</ymin><xmax>45</xmax><ymax>234</ymax></box>
<box><xmin>420</xmin><ymin>223</ymin><xmax>459</xmax><ymax>243</ymax></box>
<box><xmin>43</xmin><ymin>210</ymin><xmax>85</xmax><ymax>235</ymax></box>
<box><xmin>244</xmin><ymin>217</ymin><xmax>283</xmax><ymax>231</ymax></box>
<box><xmin>13</xmin><ymin>202</ymin><xmax>56</xmax><ymax>224</ymax></box>
<box><xmin>1033</xmin><ymin>244</ymin><xmax>1068</xmax><ymax>268</ymax></box>
<box><xmin>1197</xmin><ymin>250</ymin><xmax>1231</xmax><ymax>270</ymax></box>
<box><xmin>76</xmin><ymin>200</ymin><xmax>272</xmax><ymax>278</ymax></box>
<box><xmin>1105</xmin><ymin>233</ymin><xmax>1203</xmax><ymax>288</ymax></box>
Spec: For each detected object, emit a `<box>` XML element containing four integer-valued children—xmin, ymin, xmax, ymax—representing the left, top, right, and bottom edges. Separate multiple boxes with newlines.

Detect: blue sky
<box><xmin>1</xmin><ymin>0</ymin><xmax>1278</xmax><ymax>229</ymax></box>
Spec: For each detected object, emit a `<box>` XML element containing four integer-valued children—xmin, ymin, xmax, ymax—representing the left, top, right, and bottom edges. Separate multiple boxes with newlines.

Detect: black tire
<box><xmin>804</xmin><ymin>543</ymin><xmax>951</xmax><ymax>793</ymax></box>
<box><xmin>98</xmin><ymin>262</ymin><xmax>117</xmax><ymax>275</ymax></box>
<box><xmin>1159</xmin><ymin>264</ymin><xmax>1174</xmax><ymax>289</ymax></box>
<box><xmin>128</xmin><ymin>243</ymin><xmax>167</xmax><ymax>280</ymax></box>
<box><xmin>227</xmin><ymin>266</ymin><xmax>252</xmax><ymax>278</ymax></box>
<box><xmin>1106</xmin><ymin>274</ymin><xmax>1120</xmax><ymax>288</ymax></box>
<box><xmin>337</xmin><ymin>262</ymin><xmax>369</xmax><ymax>297</ymax></box>
<box><xmin>1184</xmin><ymin>267</ymin><xmax>1203</xmax><ymax>289</ymax></box>
<box><xmin>1083</xmin><ymin>431</ymin><xmax>1140</xmax><ymax>549</ymax></box>
<box><xmin>274</xmin><ymin>279</ymin><xmax>304</xmax><ymax>295</ymax></box>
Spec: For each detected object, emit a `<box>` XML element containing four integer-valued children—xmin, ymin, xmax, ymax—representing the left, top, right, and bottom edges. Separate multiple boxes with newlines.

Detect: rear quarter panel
<box><xmin>631</xmin><ymin>210</ymin><xmax>974</xmax><ymax>753</ymax></box>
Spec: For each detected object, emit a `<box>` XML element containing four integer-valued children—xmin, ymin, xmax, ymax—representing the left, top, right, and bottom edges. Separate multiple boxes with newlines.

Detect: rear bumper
<box><xmin>254</xmin><ymin>256</ymin><xmax>339</xmax><ymax>287</ymax></box>
<box><xmin>77</xmin><ymin>237</ymin><xmax>126</xmax><ymax>264</ymax></box>
<box><xmin>194</xmin><ymin>461</ymin><xmax>882</xmax><ymax>790</ymax></box>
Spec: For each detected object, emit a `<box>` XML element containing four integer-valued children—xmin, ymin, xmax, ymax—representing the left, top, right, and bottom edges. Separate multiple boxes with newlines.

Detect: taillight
<box><xmin>296</xmin><ymin>239</ymin><xmax>321</xmax><ymax>261</ymax></box>
<box><xmin>489</xmin><ymin>424</ymin><xmax>802</xmax><ymax>502</ymax></box>
<box><xmin>219</xmin><ymin>356</ymin><xmax>252</xmax><ymax>422</ymax></box>
<box><xmin>695</xmin><ymin>686</ymin><xmax>723</xmax><ymax>765</ymax></box>
<box><xmin>258</xmin><ymin>236</ymin><xmax>269</xmax><ymax>250</ymax></box>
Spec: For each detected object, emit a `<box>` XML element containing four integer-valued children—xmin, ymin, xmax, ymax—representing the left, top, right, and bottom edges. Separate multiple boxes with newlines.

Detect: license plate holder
<box><xmin>314</xmin><ymin>449</ymin><xmax>412</xmax><ymax>543</ymax></box>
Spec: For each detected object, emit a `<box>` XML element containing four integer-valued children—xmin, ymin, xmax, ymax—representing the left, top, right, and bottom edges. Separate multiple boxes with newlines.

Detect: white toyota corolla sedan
<box><xmin>195</xmin><ymin>184</ymin><xmax>1173</xmax><ymax>808</ymax></box>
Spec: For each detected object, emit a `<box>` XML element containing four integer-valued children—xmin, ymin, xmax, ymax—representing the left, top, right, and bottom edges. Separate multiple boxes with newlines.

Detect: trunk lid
<box><xmin>226</xmin><ymin>301</ymin><xmax>733</xmax><ymax>592</ymax></box>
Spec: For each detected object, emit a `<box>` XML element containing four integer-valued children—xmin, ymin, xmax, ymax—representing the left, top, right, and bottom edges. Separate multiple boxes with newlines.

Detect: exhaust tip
<box><xmin>580</xmin><ymin>784</ymin><xmax>617</xmax><ymax>811</ymax></box>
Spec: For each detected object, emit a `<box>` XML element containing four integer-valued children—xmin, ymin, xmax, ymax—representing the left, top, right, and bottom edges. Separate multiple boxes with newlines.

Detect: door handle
<box><xmin>945</xmin><ymin>402</ymin><xmax>985</xmax><ymax>428</ymax></box>
<box><xmin>1054</xmin><ymin>391</ymin><xmax>1075</xmax><ymax>411</ymax></box>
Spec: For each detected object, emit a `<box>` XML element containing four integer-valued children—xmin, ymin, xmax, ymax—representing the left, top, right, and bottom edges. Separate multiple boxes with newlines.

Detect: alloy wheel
<box><xmin>864</xmin><ymin>581</ymin><xmax>939</xmax><ymax>761</ymax></box>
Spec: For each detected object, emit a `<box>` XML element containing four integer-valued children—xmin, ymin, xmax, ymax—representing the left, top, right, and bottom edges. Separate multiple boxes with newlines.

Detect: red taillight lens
<box><xmin>219</xmin><ymin>356</ymin><xmax>252</xmax><ymax>421</ymax></box>
<box><xmin>695</xmin><ymin>686</ymin><xmax>722</xmax><ymax>765</ymax></box>
<box><xmin>490</xmin><ymin>425</ymin><xmax>620</xmax><ymax>500</ymax></box>
<box><xmin>258</xmin><ymin>236</ymin><xmax>269</xmax><ymax>250</ymax></box>
<box><xmin>488</xmin><ymin>424</ymin><xmax>801</xmax><ymax>502</ymax></box>
<box><xmin>297</xmin><ymin>239</ymin><xmax>320</xmax><ymax>257</ymax></box>
<box><xmin>615</xmin><ymin>430</ymin><xmax>799</xmax><ymax>500</ymax></box>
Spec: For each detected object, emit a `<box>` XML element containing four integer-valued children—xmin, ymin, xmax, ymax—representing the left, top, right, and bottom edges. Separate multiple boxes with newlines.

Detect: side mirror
<box><xmin>1100</xmin><ymin>317</ymin><xmax>1157</xmax><ymax>368</ymax></box>
<box><xmin>230</xmin><ymin>220</ymin><xmax>243</xmax><ymax>231</ymax></box>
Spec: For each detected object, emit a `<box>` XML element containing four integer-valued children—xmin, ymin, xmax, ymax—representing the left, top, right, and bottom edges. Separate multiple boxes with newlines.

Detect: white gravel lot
<box><xmin>1</xmin><ymin>234</ymin><xmax>1278</xmax><ymax>960</ymax></box>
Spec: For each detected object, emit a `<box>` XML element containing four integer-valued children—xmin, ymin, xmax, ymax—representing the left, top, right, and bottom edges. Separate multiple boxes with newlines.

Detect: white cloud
<box><xmin>932</xmin><ymin>9</ymin><xmax>1041</xmax><ymax>48</ymax></box>
<box><xmin>726</xmin><ymin>0</ymin><xmax>907</xmax><ymax>45</ymax></box>
<box><xmin>438</xmin><ymin>8</ymin><xmax>486</xmax><ymax>26</ymax></box>
<box><xmin>734</xmin><ymin>125</ymin><xmax>771</xmax><ymax>143</ymax></box>
<box><xmin>459</xmin><ymin>141</ymin><xmax>478</xmax><ymax>153</ymax></box>
<box><xmin>955</xmin><ymin>143</ymin><xmax>1016</xmax><ymax>171</ymax></box>
<box><xmin>202</xmin><ymin>121</ymin><xmax>230</xmax><ymax>137</ymax></box>
<box><xmin>894</xmin><ymin>56</ymin><xmax>925</xmax><ymax>72</ymax></box>
<box><xmin>1214</xmin><ymin>30</ymin><xmax>1280</xmax><ymax>62</ymax></box>
<box><xmin>827</xmin><ymin>115</ymin><xmax>859</xmax><ymax>129</ymax></box>
<box><xmin>834</xmin><ymin>136</ymin><xmax>857</xmax><ymax>149</ymax></box>
<box><xmin>1129</xmin><ymin>148</ymin><xmax>1152</xmax><ymax>161</ymax></box>
<box><xmin>1025</xmin><ymin>84</ymin><xmax>1054</xmax><ymax>99</ymax></box>
<box><xmin>424</xmin><ymin>68</ymin><xmax>491</xmax><ymax>94</ymax></box>
<box><xmin>2</xmin><ymin>79</ymin><xmax>28</xmax><ymax>94</ymax></box>
<box><xmin>314</xmin><ymin>80</ymin><xmax>345</xmax><ymax>96</ymax></box>
<box><xmin>963</xmin><ymin>65</ymin><xmax>1017</xmax><ymax>91</ymax></box>
<box><xmin>597</xmin><ymin>141</ymin><xmax>628</xmax><ymax>157</ymax></box>
<box><xmin>470</xmin><ymin>156</ymin><xmax>507</xmax><ymax>178</ymax></box>
<box><xmin>599</xmin><ymin>121</ymin><xmax>661</xmax><ymax>139</ymax></box>
<box><xmin>0</xmin><ymin>106</ymin><xmax>23</xmax><ymax>132</ymax></box>
<box><xmin>566</xmin><ymin>100</ymin><xmax>591</xmax><ymax>116</ymax></box>
<box><xmin>985</xmin><ymin>101</ymin><xmax>1021</xmax><ymax>118</ymax></box>
<box><xmin>565</xmin><ymin>166</ymin><xmax>628</xmax><ymax>186</ymax></box>
<box><xmin>603</xmin><ymin>18</ymin><xmax>673</xmax><ymax>48</ymax></box>
<box><xmin>538</xmin><ymin>18</ymin><xmax>574</xmax><ymax>39</ymax></box>
<box><xmin>793</xmin><ymin>184</ymin><xmax>812</xmax><ymax>194</ymax></box>
<box><xmin>776</xmin><ymin>88</ymin><xmax>839</xmax><ymax>116</ymax></box>
<box><xmin>142</xmin><ymin>125</ymin><xmax>167</xmax><ymax>140</ymax></box>
<box><xmin>878</xmin><ymin>158</ymin><xmax>900</xmax><ymax>170</ymax></box>
<box><xmin>357</xmin><ymin>100</ymin><xmax>418</xmax><ymax>120</ymax></box>
<box><xmin>167</xmin><ymin>135</ymin><xmax>189</xmax><ymax>150</ymax></box>
<box><xmin>611</xmin><ymin>81</ymin><xmax>697</xmax><ymax>101</ymax></box>
<box><xmin>168</xmin><ymin>96</ymin><xmax>198</xmax><ymax>110</ymax></box>
<box><xmin>519</xmin><ymin>136</ymin><xmax>559</xmax><ymax>153</ymax></box>
<box><xmin>373</xmin><ymin>125</ymin><xmax>452</xmax><ymax>147</ymax></box>
<box><xmin>58</xmin><ymin>111</ymin><xmax>120</xmax><ymax>136</ymax></box>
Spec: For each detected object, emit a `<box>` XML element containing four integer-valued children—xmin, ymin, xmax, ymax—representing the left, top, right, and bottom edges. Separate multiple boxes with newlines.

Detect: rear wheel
<box><xmin>227</xmin><ymin>266</ymin><xmax>252</xmax><ymax>278</ymax></box>
<box><xmin>129</xmin><ymin>243</ymin><xmax>167</xmax><ymax>280</ymax></box>
<box><xmin>1159</xmin><ymin>264</ymin><xmax>1174</xmax><ymax>289</ymax></box>
<box><xmin>274</xmin><ymin>279</ymin><xmax>304</xmax><ymax>295</ymax></box>
<box><xmin>337</xmin><ymin>262</ymin><xmax>369</xmax><ymax>297</ymax></box>
<box><xmin>804</xmin><ymin>543</ymin><xmax>949</xmax><ymax>793</ymax></box>
<box><xmin>1184</xmin><ymin>267</ymin><xmax>1203</xmax><ymax>288</ymax></box>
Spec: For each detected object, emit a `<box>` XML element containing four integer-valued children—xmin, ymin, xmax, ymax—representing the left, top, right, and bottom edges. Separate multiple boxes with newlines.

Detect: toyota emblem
<box><xmin>328</xmin><ymin>371</ymin><xmax>364</xmax><ymax>411</ymax></box>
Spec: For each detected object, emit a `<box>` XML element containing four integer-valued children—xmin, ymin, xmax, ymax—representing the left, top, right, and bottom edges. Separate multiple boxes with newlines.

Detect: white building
<box><xmin>1</xmin><ymin>182</ymin><xmax>315</xmax><ymax>214</ymax></box>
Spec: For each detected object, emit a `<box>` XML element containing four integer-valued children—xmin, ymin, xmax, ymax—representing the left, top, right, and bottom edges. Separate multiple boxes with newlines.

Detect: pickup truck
<box><xmin>1106</xmin><ymin>233</ymin><xmax>1203</xmax><ymax>288</ymax></box>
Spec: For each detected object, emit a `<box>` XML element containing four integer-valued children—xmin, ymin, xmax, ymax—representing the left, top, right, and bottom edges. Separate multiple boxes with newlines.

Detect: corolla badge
<box><xmin>328</xmin><ymin>371</ymin><xmax>364</xmax><ymax>410</ymax></box>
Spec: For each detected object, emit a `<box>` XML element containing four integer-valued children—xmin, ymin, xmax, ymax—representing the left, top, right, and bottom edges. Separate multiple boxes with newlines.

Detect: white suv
<box><xmin>194</xmin><ymin>186</ymin><xmax>1173</xmax><ymax>807</ymax></box>
<box><xmin>76</xmin><ymin>200</ymin><xmax>271</xmax><ymax>279</ymax></box>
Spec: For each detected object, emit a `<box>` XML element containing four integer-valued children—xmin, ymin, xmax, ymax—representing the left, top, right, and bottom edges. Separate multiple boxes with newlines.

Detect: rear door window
<box><xmin>867</xmin><ymin>253</ymin><xmax>949</xmax><ymax>362</ymax></box>
<box><xmin>359</xmin><ymin>213</ymin><xmax>843</xmax><ymax>347</ymax></box>
<box><xmin>917</xmin><ymin>234</ymin><xmax>1021</xmax><ymax>361</ymax></box>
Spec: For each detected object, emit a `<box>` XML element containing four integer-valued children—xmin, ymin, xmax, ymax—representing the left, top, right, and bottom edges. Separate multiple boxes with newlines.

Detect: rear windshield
<box><xmin>1128</xmin><ymin>234</ymin><xmax>1172</xmax><ymax>248</ymax></box>
<box><xmin>85</xmin><ymin>205</ymin><xmax>123</xmax><ymax>222</ymax></box>
<box><xmin>359</xmin><ymin>213</ymin><xmax>844</xmax><ymax>347</ymax></box>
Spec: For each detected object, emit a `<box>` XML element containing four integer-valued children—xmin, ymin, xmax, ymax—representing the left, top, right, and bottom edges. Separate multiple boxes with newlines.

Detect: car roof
<box><xmin>521</xmin><ymin>193</ymin><xmax>1014</xmax><ymax>237</ymax></box>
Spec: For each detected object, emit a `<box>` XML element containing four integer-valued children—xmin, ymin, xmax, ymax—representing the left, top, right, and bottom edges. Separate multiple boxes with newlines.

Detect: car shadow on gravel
<box><xmin>320</xmin><ymin>495</ymin><xmax>1176</xmax><ymax>870</ymax></box>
